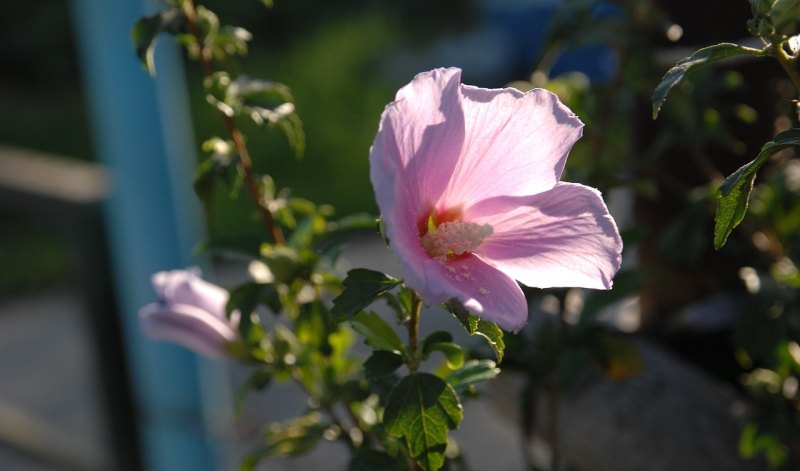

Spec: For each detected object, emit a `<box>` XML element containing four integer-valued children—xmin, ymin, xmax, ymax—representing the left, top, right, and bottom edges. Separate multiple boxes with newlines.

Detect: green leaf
<box><xmin>260</xmin><ymin>244</ymin><xmax>302</xmax><ymax>283</ymax></box>
<box><xmin>331</xmin><ymin>269</ymin><xmax>401</xmax><ymax>318</ymax></box>
<box><xmin>349</xmin><ymin>311</ymin><xmax>404</xmax><ymax>352</ymax></box>
<box><xmin>241</xmin><ymin>412</ymin><xmax>329</xmax><ymax>470</ymax></box>
<box><xmin>423</xmin><ymin>342</ymin><xmax>464</xmax><ymax>369</ymax></box>
<box><xmin>383</xmin><ymin>287</ymin><xmax>414</xmax><ymax>324</ymax></box>
<box><xmin>384</xmin><ymin>373</ymin><xmax>463</xmax><ymax>471</ymax></box>
<box><xmin>131</xmin><ymin>8</ymin><xmax>185</xmax><ymax>75</ymax></box>
<box><xmin>421</xmin><ymin>331</ymin><xmax>453</xmax><ymax>353</ymax></box>
<box><xmin>652</xmin><ymin>43</ymin><xmax>765</xmax><ymax>119</ymax></box>
<box><xmin>364</xmin><ymin>350</ymin><xmax>404</xmax><ymax>380</ymax></box>
<box><xmin>714</xmin><ymin>128</ymin><xmax>800</xmax><ymax>249</ymax></box>
<box><xmin>446</xmin><ymin>359</ymin><xmax>500</xmax><ymax>394</ymax></box>
<box><xmin>447</xmin><ymin>301</ymin><xmax>505</xmax><ymax>363</ymax></box>
<box><xmin>260</xmin><ymin>0</ymin><xmax>274</xmax><ymax>7</ymax></box>
<box><xmin>295</xmin><ymin>301</ymin><xmax>334</xmax><ymax>353</ymax></box>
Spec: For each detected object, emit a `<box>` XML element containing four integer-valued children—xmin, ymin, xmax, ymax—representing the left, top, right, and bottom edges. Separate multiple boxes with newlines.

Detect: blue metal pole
<box><xmin>70</xmin><ymin>0</ymin><xmax>222</xmax><ymax>469</ymax></box>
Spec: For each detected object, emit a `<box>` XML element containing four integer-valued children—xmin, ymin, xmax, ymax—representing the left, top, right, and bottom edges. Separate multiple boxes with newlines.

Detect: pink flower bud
<box><xmin>139</xmin><ymin>268</ymin><xmax>239</xmax><ymax>357</ymax></box>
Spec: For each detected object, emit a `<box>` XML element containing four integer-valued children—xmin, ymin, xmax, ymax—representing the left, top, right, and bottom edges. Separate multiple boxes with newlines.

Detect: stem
<box><xmin>774</xmin><ymin>42</ymin><xmax>800</xmax><ymax>94</ymax></box>
<box><xmin>773</xmin><ymin>41</ymin><xmax>800</xmax><ymax>122</ymax></box>
<box><xmin>181</xmin><ymin>0</ymin><xmax>285</xmax><ymax>244</ymax></box>
<box><xmin>407</xmin><ymin>292</ymin><xmax>422</xmax><ymax>372</ymax></box>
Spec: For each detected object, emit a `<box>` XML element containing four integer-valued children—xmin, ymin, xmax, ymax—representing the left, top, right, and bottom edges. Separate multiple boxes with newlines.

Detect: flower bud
<box><xmin>752</xmin><ymin>0</ymin><xmax>776</xmax><ymax>17</ymax></box>
<box><xmin>139</xmin><ymin>268</ymin><xmax>240</xmax><ymax>357</ymax></box>
<box><xmin>771</xmin><ymin>0</ymin><xmax>800</xmax><ymax>36</ymax></box>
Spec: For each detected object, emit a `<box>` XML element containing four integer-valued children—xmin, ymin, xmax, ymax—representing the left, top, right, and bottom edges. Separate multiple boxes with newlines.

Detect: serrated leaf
<box><xmin>331</xmin><ymin>269</ymin><xmax>401</xmax><ymax>318</ymax></box>
<box><xmin>652</xmin><ymin>43</ymin><xmax>765</xmax><ymax>119</ymax></box>
<box><xmin>447</xmin><ymin>301</ymin><xmax>505</xmax><ymax>363</ymax></box>
<box><xmin>446</xmin><ymin>359</ymin><xmax>500</xmax><ymax>394</ymax></box>
<box><xmin>384</xmin><ymin>373</ymin><xmax>463</xmax><ymax>471</ymax></box>
<box><xmin>349</xmin><ymin>311</ymin><xmax>404</xmax><ymax>352</ymax></box>
<box><xmin>714</xmin><ymin>128</ymin><xmax>800</xmax><ymax>249</ymax></box>
<box><xmin>131</xmin><ymin>8</ymin><xmax>185</xmax><ymax>75</ymax></box>
<box><xmin>240</xmin><ymin>412</ymin><xmax>329</xmax><ymax>470</ymax></box>
<box><xmin>364</xmin><ymin>350</ymin><xmax>404</xmax><ymax>380</ymax></box>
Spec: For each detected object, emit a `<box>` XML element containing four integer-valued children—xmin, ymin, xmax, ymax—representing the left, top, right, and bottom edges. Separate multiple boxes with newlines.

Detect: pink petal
<box><xmin>139</xmin><ymin>302</ymin><xmax>238</xmax><ymax>357</ymax></box>
<box><xmin>440</xmin><ymin>86</ymin><xmax>583</xmax><ymax>208</ymax></box>
<box><xmin>466</xmin><ymin>182</ymin><xmax>622</xmax><ymax>290</ymax></box>
<box><xmin>370</xmin><ymin>67</ymin><xmax>465</xmax><ymax>214</ymax></box>
<box><xmin>419</xmin><ymin>254</ymin><xmax>529</xmax><ymax>332</ymax></box>
<box><xmin>152</xmin><ymin>269</ymin><xmax>229</xmax><ymax>318</ymax></box>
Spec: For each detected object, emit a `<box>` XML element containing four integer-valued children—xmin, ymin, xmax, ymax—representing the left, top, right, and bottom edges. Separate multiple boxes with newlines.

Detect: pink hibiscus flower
<box><xmin>369</xmin><ymin>67</ymin><xmax>622</xmax><ymax>332</ymax></box>
<box><xmin>140</xmin><ymin>268</ymin><xmax>240</xmax><ymax>357</ymax></box>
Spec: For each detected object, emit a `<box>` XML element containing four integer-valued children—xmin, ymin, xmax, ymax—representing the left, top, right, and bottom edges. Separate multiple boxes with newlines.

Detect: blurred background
<box><xmin>1</xmin><ymin>0</ymin><xmax>798</xmax><ymax>469</ymax></box>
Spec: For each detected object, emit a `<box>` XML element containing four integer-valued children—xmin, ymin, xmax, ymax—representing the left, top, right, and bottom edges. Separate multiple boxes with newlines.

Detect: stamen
<box><xmin>421</xmin><ymin>219</ymin><xmax>493</xmax><ymax>260</ymax></box>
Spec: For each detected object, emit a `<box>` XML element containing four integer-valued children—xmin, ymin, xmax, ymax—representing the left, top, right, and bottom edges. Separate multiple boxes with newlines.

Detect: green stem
<box><xmin>773</xmin><ymin>41</ymin><xmax>800</xmax><ymax>120</ymax></box>
<box><xmin>181</xmin><ymin>0</ymin><xmax>285</xmax><ymax>245</ymax></box>
<box><xmin>408</xmin><ymin>292</ymin><xmax>422</xmax><ymax>372</ymax></box>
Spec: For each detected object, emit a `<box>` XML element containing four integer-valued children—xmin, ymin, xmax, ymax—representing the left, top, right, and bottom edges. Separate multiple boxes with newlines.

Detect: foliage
<box><xmin>133</xmin><ymin>3</ymin><xmax>504</xmax><ymax>470</ymax></box>
<box><xmin>132</xmin><ymin>0</ymin><xmax>800</xmax><ymax>470</ymax></box>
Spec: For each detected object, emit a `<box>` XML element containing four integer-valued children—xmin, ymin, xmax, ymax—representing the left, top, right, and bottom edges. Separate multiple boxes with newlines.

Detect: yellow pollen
<box><xmin>421</xmin><ymin>219</ymin><xmax>493</xmax><ymax>260</ymax></box>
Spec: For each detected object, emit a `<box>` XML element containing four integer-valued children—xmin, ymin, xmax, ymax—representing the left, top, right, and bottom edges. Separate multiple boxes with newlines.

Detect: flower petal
<box><xmin>139</xmin><ymin>302</ymin><xmax>238</xmax><ymax>357</ymax></box>
<box><xmin>370</xmin><ymin>67</ymin><xmax>465</xmax><ymax>215</ymax></box>
<box><xmin>419</xmin><ymin>254</ymin><xmax>529</xmax><ymax>332</ymax></box>
<box><xmin>467</xmin><ymin>182</ymin><xmax>622</xmax><ymax>290</ymax></box>
<box><xmin>152</xmin><ymin>268</ymin><xmax>229</xmax><ymax>318</ymax></box>
<box><xmin>440</xmin><ymin>86</ymin><xmax>583</xmax><ymax>207</ymax></box>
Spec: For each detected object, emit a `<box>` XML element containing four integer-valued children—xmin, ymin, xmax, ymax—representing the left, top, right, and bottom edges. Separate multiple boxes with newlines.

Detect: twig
<box><xmin>181</xmin><ymin>0</ymin><xmax>285</xmax><ymax>244</ymax></box>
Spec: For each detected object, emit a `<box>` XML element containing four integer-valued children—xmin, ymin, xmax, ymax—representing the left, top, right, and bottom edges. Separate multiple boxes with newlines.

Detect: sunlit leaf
<box><xmin>714</xmin><ymin>128</ymin><xmax>800</xmax><ymax>249</ymax></box>
<box><xmin>384</xmin><ymin>373</ymin><xmax>463</xmax><ymax>471</ymax></box>
<box><xmin>349</xmin><ymin>311</ymin><xmax>404</xmax><ymax>352</ymax></box>
<box><xmin>447</xmin><ymin>300</ymin><xmax>505</xmax><ymax>363</ymax></box>
<box><xmin>446</xmin><ymin>359</ymin><xmax>500</xmax><ymax>394</ymax></box>
<box><xmin>652</xmin><ymin>43</ymin><xmax>765</xmax><ymax>119</ymax></box>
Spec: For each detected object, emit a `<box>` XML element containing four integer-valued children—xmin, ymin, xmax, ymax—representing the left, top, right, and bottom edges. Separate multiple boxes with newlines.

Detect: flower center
<box><xmin>421</xmin><ymin>218</ymin><xmax>493</xmax><ymax>260</ymax></box>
